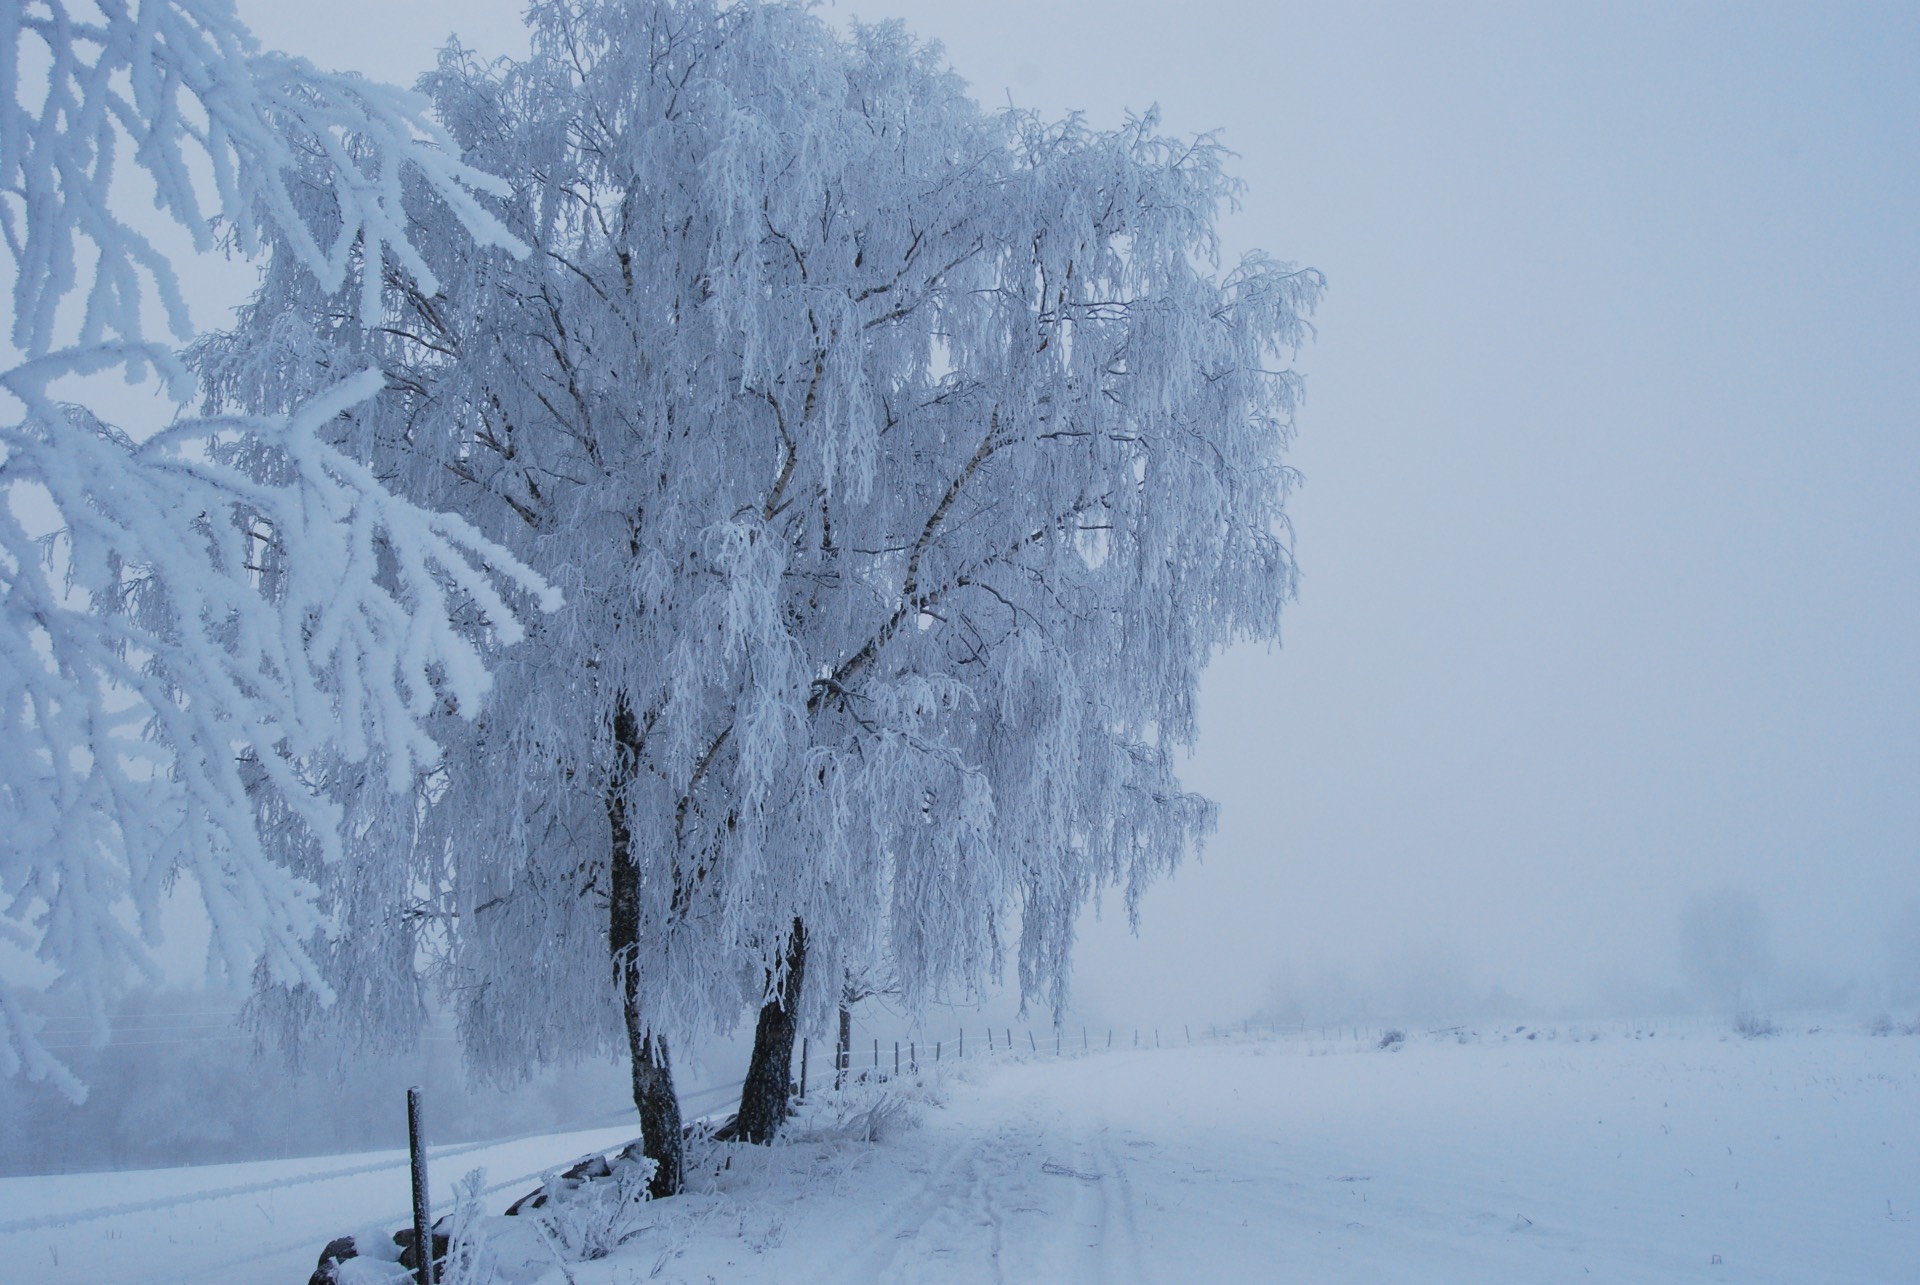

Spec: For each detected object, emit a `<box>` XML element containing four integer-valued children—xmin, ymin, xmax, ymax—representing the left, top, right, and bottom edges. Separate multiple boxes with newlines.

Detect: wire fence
<box><xmin>794</xmin><ymin>1018</ymin><xmax>1325</xmax><ymax>1091</ymax></box>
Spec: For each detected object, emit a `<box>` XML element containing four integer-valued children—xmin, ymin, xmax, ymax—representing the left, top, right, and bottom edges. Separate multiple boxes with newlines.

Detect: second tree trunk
<box><xmin>733</xmin><ymin>918</ymin><xmax>807</xmax><ymax>1143</ymax></box>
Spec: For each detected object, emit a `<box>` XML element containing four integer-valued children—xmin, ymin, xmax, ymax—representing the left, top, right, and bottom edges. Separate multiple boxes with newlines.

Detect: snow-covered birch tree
<box><xmin>201</xmin><ymin>0</ymin><xmax>1318</xmax><ymax>1188</ymax></box>
<box><xmin>0</xmin><ymin>0</ymin><xmax>553</xmax><ymax>1101</ymax></box>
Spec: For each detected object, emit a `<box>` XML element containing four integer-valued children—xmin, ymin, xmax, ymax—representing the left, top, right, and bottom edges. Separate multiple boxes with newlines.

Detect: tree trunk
<box><xmin>626</xmin><ymin>1026</ymin><xmax>682</xmax><ymax>1200</ymax></box>
<box><xmin>609</xmin><ymin>703</ymin><xmax>683</xmax><ymax>1198</ymax></box>
<box><xmin>733</xmin><ymin>917</ymin><xmax>806</xmax><ymax>1143</ymax></box>
<box><xmin>834</xmin><ymin>996</ymin><xmax>851</xmax><ymax>1090</ymax></box>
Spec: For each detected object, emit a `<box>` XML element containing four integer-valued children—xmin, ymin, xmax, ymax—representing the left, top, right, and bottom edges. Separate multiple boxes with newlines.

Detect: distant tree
<box><xmin>1679</xmin><ymin>889</ymin><xmax>1775</xmax><ymax>1014</ymax></box>
<box><xmin>1887</xmin><ymin>895</ymin><xmax>1920</xmax><ymax>1008</ymax></box>
<box><xmin>0</xmin><ymin>0</ymin><xmax>551</xmax><ymax>1101</ymax></box>
<box><xmin>202</xmin><ymin>0</ymin><xmax>1317</xmax><ymax>1190</ymax></box>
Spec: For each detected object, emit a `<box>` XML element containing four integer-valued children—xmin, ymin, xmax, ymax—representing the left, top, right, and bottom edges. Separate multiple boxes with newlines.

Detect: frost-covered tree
<box><xmin>202</xmin><ymin>0</ymin><xmax>1318</xmax><ymax>1189</ymax></box>
<box><xmin>0</xmin><ymin>0</ymin><xmax>552</xmax><ymax>1101</ymax></box>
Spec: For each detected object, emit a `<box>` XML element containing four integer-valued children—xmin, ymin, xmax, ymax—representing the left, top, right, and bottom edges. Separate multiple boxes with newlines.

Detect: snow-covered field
<box><xmin>4</xmin><ymin>1021</ymin><xmax>1913</xmax><ymax>1283</ymax></box>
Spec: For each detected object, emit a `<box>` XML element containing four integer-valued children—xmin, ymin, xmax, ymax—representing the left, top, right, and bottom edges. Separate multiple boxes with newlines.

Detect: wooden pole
<box><xmin>407</xmin><ymin>1086</ymin><xmax>435</xmax><ymax>1285</ymax></box>
<box><xmin>799</xmin><ymin>1037</ymin><xmax>808</xmax><ymax>1101</ymax></box>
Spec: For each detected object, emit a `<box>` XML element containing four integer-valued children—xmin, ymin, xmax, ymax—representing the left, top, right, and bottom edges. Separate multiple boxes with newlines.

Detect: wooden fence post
<box><xmin>407</xmin><ymin>1087</ymin><xmax>434</xmax><ymax>1285</ymax></box>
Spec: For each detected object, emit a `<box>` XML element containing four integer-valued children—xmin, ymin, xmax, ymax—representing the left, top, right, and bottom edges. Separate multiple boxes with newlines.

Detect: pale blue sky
<box><xmin>230</xmin><ymin>0</ymin><xmax>1920</xmax><ymax>1024</ymax></box>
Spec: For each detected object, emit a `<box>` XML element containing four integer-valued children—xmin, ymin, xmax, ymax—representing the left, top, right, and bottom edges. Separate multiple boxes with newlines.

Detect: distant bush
<box><xmin>1377</xmin><ymin>1029</ymin><xmax>1405</xmax><ymax>1051</ymax></box>
<box><xmin>1732</xmin><ymin>1012</ymin><xmax>1778</xmax><ymax>1039</ymax></box>
<box><xmin>1868</xmin><ymin>1013</ymin><xmax>1894</xmax><ymax>1036</ymax></box>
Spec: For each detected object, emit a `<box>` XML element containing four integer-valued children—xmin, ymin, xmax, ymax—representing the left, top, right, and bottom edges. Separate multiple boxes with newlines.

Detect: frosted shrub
<box><xmin>1732</xmin><ymin>1012</ymin><xmax>1778</xmax><ymax>1039</ymax></box>
<box><xmin>797</xmin><ymin>1081</ymin><xmax>917</xmax><ymax>1145</ymax></box>
<box><xmin>435</xmin><ymin>1169</ymin><xmax>499</xmax><ymax>1285</ymax></box>
<box><xmin>530</xmin><ymin>1154</ymin><xmax>657</xmax><ymax>1262</ymax></box>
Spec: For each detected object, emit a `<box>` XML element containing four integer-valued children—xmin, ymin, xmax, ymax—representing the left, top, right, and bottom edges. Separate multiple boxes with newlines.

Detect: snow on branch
<box><xmin>0</xmin><ymin>1</ymin><xmax>553</xmax><ymax>1099</ymax></box>
<box><xmin>3</xmin><ymin>0</ymin><xmax>525</xmax><ymax>392</ymax></box>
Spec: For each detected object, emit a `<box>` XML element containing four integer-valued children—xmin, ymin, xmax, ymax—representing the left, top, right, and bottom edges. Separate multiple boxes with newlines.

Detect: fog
<box><xmin>813</xmin><ymin>0</ymin><xmax>1920</xmax><ymax>1032</ymax></box>
<box><xmin>37</xmin><ymin>0</ymin><xmax>1906</xmax><ymax>1126</ymax></box>
<box><xmin>225</xmin><ymin>0</ymin><xmax>1920</xmax><ymax>1029</ymax></box>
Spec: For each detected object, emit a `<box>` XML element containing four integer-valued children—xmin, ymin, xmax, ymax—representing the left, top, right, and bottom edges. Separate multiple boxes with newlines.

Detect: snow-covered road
<box><xmin>4</xmin><ymin>1023</ymin><xmax>1914</xmax><ymax>1282</ymax></box>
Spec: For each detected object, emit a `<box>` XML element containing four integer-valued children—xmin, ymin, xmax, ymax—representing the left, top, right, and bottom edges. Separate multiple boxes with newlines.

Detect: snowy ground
<box><xmin>3</xmin><ymin>1020</ymin><xmax>1913</xmax><ymax>1283</ymax></box>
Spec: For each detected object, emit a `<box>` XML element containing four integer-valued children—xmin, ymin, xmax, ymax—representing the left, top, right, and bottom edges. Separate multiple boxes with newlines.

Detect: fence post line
<box><xmin>1028</xmin><ymin>1029</ymin><xmax>1037</xmax><ymax>1053</ymax></box>
<box><xmin>799</xmin><ymin>1038</ymin><xmax>808</xmax><ymax>1101</ymax></box>
<box><xmin>894</xmin><ymin>1041</ymin><xmax>900</xmax><ymax>1076</ymax></box>
<box><xmin>1185</xmin><ymin>1025</ymin><xmax>1191</xmax><ymax>1044</ymax></box>
<box><xmin>874</xmin><ymin>1038</ymin><xmax>879</xmax><ymax>1068</ymax></box>
<box><xmin>960</xmin><ymin>1029</ymin><xmax>965</xmax><ymax>1057</ymax></box>
<box><xmin>1082</xmin><ymin>1027</ymin><xmax>1088</xmax><ymax>1050</ymax></box>
<box><xmin>406</xmin><ymin>1086</ymin><xmax>435</xmax><ymax>1285</ymax></box>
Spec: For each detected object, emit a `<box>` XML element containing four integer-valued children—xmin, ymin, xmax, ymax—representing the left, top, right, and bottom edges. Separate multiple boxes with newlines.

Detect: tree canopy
<box><xmin>200</xmin><ymin>0</ymin><xmax>1319</xmax><ymax>1186</ymax></box>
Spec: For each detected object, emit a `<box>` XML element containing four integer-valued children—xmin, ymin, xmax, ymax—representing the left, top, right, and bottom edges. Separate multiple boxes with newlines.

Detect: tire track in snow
<box><xmin>1031</xmin><ymin>1097</ymin><xmax>1145</xmax><ymax>1284</ymax></box>
<box><xmin>1088</xmin><ymin>1127</ymin><xmax>1145</xmax><ymax>1284</ymax></box>
<box><xmin>834</xmin><ymin>1128</ymin><xmax>1005</xmax><ymax>1282</ymax></box>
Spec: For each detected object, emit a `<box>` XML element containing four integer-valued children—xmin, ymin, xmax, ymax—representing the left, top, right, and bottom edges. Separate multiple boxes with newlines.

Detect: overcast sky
<box><xmin>228</xmin><ymin>0</ymin><xmax>1920</xmax><ymax>1028</ymax></box>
